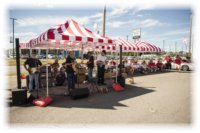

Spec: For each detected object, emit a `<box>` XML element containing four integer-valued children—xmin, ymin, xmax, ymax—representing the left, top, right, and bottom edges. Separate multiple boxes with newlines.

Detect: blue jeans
<box><xmin>29</xmin><ymin>73</ymin><xmax>39</xmax><ymax>91</ymax></box>
<box><xmin>88</xmin><ymin>68</ymin><xmax>93</xmax><ymax>81</ymax></box>
<box><xmin>67</xmin><ymin>72</ymin><xmax>75</xmax><ymax>90</ymax></box>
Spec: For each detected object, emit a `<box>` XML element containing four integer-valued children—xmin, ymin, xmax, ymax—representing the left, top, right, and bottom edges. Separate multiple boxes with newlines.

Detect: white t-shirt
<box><xmin>97</xmin><ymin>54</ymin><xmax>107</xmax><ymax>65</ymax></box>
<box><xmin>124</xmin><ymin>62</ymin><xmax>130</xmax><ymax>67</ymax></box>
<box><xmin>131</xmin><ymin>63</ymin><xmax>140</xmax><ymax>69</ymax></box>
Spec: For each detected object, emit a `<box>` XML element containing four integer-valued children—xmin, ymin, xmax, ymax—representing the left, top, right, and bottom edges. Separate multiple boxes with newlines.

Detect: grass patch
<box><xmin>6</xmin><ymin>59</ymin><xmax>67</xmax><ymax>66</ymax></box>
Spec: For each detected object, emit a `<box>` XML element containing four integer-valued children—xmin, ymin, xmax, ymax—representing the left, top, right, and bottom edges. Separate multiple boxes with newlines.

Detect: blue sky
<box><xmin>9</xmin><ymin>6</ymin><xmax>192</xmax><ymax>52</ymax></box>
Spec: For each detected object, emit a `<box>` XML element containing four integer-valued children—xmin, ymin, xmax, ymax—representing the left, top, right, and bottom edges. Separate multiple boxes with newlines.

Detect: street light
<box><xmin>10</xmin><ymin>17</ymin><xmax>17</xmax><ymax>58</ymax></box>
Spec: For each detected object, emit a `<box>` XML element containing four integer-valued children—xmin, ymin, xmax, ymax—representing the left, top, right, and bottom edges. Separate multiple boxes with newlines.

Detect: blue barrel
<box><xmin>75</xmin><ymin>51</ymin><xmax>79</xmax><ymax>58</ymax></box>
<box><xmin>64</xmin><ymin>51</ymin><xmax>67</xmax><ymax>56</ymax></box>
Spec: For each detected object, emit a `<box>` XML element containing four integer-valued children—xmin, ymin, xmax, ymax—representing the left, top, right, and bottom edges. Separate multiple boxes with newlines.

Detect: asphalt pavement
<box><xmin>8</xmin><ymin>71</ymin><xmax>192</xmax><ymax>125</ymax></box>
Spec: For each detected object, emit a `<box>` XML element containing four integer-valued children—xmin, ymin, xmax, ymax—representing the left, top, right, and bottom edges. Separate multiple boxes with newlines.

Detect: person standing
<box><xmin>174</xmin><ymin>55</ymin><xmax>182</xmax><ymax>71</ymax></box>
<box><xmin>87</xmin><ymin>52</ymin><xmax>94</xmax><ymax>81</ymax></box>
<box><xmin>24</xmin><ymin>50</ymin><xmax>42</xmax><ymax>92</ymax></box>
<box><xmin>65</xmin><ymin>51</ymin><xmax>76</xmax><ymax>91</ymax></box>
<box><xmin>164</xmin><ymin>55</ymin><xmax>172</xmax><ymax>69</ymax></box>
<box><xmin>96</xmin><ymin>50</ymin><xmax>107</xmax><ymax>85</ymax></box>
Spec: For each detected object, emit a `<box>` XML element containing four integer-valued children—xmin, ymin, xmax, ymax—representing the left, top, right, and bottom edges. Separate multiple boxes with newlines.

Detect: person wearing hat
<box><xmin>24</xmin><ymin>50</ymin><xmax>42</xmax><ymax>92</ymax></box>
<box><xmin>96</xmin><ymin>50</ymin><xmax>107</xmax><ymax>85</ymax></box>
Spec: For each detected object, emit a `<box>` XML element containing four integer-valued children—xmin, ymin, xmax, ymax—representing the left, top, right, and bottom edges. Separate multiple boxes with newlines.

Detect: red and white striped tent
<box><xmin>20</xmin><ymin>42</ymin><xmax>30</xmax><ymax>49</ymax></box>
<box><xmin>135</xmin><ymin>41</ymin><xmax>162</xmax><ymax>53</ymax></box>
<box><xmin>93</xmin><ymin>37</ymin><xmax>141</xmax><ymax>52</ymax></box>
<box><xmin>20</xmin><ymin>19</ymin><xmax>113</xmax><ymax>50</ymax></box>
<box><xmin>116</xmin><ymin>37</ymin><xmax>140</xmax><ymax>52</ymax></box>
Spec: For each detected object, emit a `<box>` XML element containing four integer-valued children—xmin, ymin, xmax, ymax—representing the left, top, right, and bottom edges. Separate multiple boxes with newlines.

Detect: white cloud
<box><xmin>109</xmin><ymin>6</ymin><xmax>132</xmax><ymax>16</ymax></box>
<box><xmin>107</xmin><ymin>18</ymin><xmax>162</xmax><ymax>29</ymax></box>
<box><xmin>135</xmin><ymin>4</ymin><xmax>155</xmax><ymax>12</ymax></box>
<box><xmin>161</xmin><ymin>29</ymin><xmax>190</xmax><ymax>37</ymax></box>
<box><xmin>145</xmin><ymin>29</ymin><xmax>190</xmax><ymax>41</ymax></box>
<box><xmin>16</xmin><ymin>16</ymin><xmax>66</xmax><ymax>27</ymax></box>
<box><xmin>108</xmin><ymin>4</ymin><xmax>155</xmax><ymax>17</ymax></box>
<box><xmin>137</xmin><ymin>14</ymin><xmax>143</xmax><ymax>17</ymax></box>
<box><xmin>16</xmin><ymin>12</ymin><xmax>102</xmax><ymax>27</ymax></box>
<box><xmin>108</xmin><ymin>21</ymin><xmax>128</xmax><ymax>28</ymax></box>
<box><xmin>140</xmin><ymin>19</ymin><xmax>162</xmax><ymax>27</ymax></box>
<box><xmin>14</xmin><ymin>32</ymin><xmax>37</xmax><ymax>37</ymax></box>
<box><xmin>8</xmin><ymin>32</ymin><xmax>38</xmax><ymax>42</ymax></box>
<box><xmin>16</xmin><ymin>16</ymin><xmax>88</xmax><ymax>27</ymax></box>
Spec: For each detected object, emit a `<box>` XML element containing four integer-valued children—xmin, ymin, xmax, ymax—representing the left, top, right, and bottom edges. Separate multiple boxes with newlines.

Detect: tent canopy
<box><xmin>116</xmin><ymin>37</ymin><xmax>140</xmax><ymax>52</ymax></box>
<box><xmin>135</xmin><ymin>41</ymin><xmax>162</xmax><ymax>53</ymax></box>
<box><xmin>20</xmin><ymin>19</ymin><xmax>113</xmax><ymax>50</ymax></box>
<box><xmin>20</xmin><ymin>19</ymin><xmax>161</xmax><ymax>53</ymax></box>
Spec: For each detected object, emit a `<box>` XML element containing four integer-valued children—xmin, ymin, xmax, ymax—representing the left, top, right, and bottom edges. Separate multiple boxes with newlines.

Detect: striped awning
<box><xmin>20</xmin><ymin>19</ymin><xmax>113</xmax><ymax>49</ymax></box>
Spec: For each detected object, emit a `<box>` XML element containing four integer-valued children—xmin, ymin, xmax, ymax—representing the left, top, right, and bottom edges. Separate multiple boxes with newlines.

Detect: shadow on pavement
<box><xmin>133</xmin><ymin>70</ymin><xmax>176</xmax><ymax>77</ymax></box>
<box><xmin>47</xmin><ymin>84</ymin><xmax>155</xmax><ymax>110</ymax></box>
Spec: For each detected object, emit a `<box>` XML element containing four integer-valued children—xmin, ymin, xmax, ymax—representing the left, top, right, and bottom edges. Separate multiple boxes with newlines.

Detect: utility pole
<box><xmin>163</xmin><ymin>40</ymin><xmax>165</xmax><ymax>52</ymax></box>
<box><xmin>102</xmin><ymin>5</ymin><xmax>106</xmax><ymax>37</ymax></box>
<box><xmin>175</xmin><ymin>41</ymin><xmax>177</xmax><ymax>53</ymax></box>
<box><xmin>189</xmin><ymin>11</ymin><xmax>193</xmax><ymax>55</ymax></box>
<box><xmin>10</xmin><ymin>17</ymin><xmax>17</xmax><ymax>58</ymax></box>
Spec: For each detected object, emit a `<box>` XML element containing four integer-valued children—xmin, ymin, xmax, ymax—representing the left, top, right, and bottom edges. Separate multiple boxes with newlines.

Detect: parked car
<box><xmin>171</xmin><ymin>61</ymin><xmax>194</xmax><ymax>71</ymax></box>
<box><xmin>163</xmin><ymin>59</ymin><xmax>194</xmax><ymax>71</ymax></box>
<box><xmin>21</xmin><ymin>54</ymin><xmax>29</xmax><ymax>59</ymax></box>
<box><xmin>37</xmin><ymin>54</ymin><xmax>46</xmax><ymax>59</ymax></box>
<box><xmin>58</xmin><ymin>55</ymin><xmax>64</xmax><ymax>59</ymax></box>
<box><xmin>127</xmin><ymin>56</ymin><xmax>135</xmax><ymax>60</ymax></box>
<box><xmin>47</xmin><ymin>54</ymin><xmax>55</xmax><ymax>59</ymax></box>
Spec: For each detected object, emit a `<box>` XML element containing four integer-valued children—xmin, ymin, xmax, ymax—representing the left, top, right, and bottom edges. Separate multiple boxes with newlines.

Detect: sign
<box><xmin>133</xmin><ymin>28</ymin><xmax>141</xmax><ymax>39</ymax></box>
<box><xmin>182</xmin><ymin>38</ymin><xmax>188</xmax><ymax>45</ymax></box>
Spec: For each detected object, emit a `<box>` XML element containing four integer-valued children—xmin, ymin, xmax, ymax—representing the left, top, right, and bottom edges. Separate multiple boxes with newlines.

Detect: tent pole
<box><xmin>115</xmin><ymin>42</ymin><xmax>118</xmax><ymax>83</ymax></box>
<box><xmin>46</xmin><ymin>44</ymin><xmax>49</xmax><ymax>97</ymax></box>
<box><xmin>82</xmin><ymin>42</ymin><xmax>84</xmax><ymax>60</ymax></box>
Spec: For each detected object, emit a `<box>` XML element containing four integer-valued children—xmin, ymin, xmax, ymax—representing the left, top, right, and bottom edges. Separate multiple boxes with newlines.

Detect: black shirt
<box><xmin>65</xmin><ymin>56</ymin><xmax>75</xmax><ymax>73</ymax></box>
<box><xmin>24</xmin><ymin>58</ymin><xmax>42</xmax><ymax>68</ymax></box>
<box><xmin>87</xmin><ymin>55</ymin><xmax>94</xmax><ymax>69</ymax></box>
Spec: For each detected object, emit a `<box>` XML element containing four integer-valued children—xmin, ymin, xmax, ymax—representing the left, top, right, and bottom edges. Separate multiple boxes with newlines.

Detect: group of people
<box><xmin>164</xmin><ymin>55</ymin><xmax>182</xmax><ymax>71</ymax></box>
<box><xmin>121</xmin><ymin>55</ymin><xmax>183</xmax><ymax>75</ymax></box>
<box><xmin>121</xmin><ymin>58</ymin><xmax>164</xmax><ymax>75</ymax></box>
<box><xmin>23</xmin><ymin>50</ymin><xmax>185</xmax><ymax>93</ymax></box>
<box><xmin>23</xmin><ymin>50</ymin><xmax>108</xmax><ymax>93</ymax></box>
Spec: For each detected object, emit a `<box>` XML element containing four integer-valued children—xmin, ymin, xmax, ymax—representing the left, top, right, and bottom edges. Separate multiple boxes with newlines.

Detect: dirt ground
<box><xmin>7</xmin><ymin>71</ymin><xmax>192</xmax><ymax>125</ymax></box>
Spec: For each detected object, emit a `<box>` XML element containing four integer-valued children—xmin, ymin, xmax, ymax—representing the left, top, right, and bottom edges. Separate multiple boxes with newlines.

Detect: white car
<box><xmin>47</xmin><ymin>54</ymin><xmax>55</xmax><ymax>59</ymax></box>
<box><xmin>171</xmin><ymin>61</ymin><xmax>194</xmax><ymax>71</ymax></box>
<box><xmin>163</xmin><ymin>60</ymin><xmax>194</xmax><ymax>71</ymax></box>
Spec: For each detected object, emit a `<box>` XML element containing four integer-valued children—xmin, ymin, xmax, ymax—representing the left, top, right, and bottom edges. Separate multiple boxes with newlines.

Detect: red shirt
<box><xmin>111</xmin><ymin>61</ymin><xmax>116</xmax><ymax>66</ymax></box>
<box><xmin>165</xmin><ymin>56</ymin><xmax>172</xmax><ymax>63</ymax></box>
<box><xmin>148</xmin><ymin>62</ymin><xmax>156</xmax><ymax>67</ymax></box>
<box><xmin>175</xmin><ymin>58</ymin><xmax>181</xmax><ymax>65</ymax></box>
<box><xmin>156</xmin><ymin>62</ymin><xmax>163</xmax><ymax>67</ymax></box>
